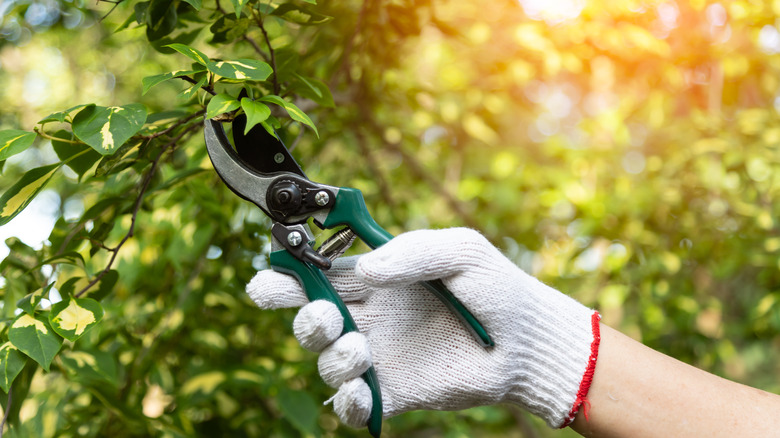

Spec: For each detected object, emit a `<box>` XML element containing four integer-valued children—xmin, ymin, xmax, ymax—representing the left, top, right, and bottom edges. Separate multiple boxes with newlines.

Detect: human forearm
<box><xmin>572</xmin><ymin>324</ymin><xmax>780</xmax><ymax>437</ymax></box>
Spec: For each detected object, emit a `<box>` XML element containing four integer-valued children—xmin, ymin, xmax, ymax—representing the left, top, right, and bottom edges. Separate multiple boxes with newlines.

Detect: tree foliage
<box><xmin>1</xmin><ymin>0</ymin><xmax>780</xmax><ymax>436</ymax></box>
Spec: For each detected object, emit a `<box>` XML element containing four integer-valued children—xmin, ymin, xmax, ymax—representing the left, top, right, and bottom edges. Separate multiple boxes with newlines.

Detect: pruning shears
<box><xmin>203</xmin><ymin>112</ymin><xmax>493</xmax><ymax>437</ymax></box>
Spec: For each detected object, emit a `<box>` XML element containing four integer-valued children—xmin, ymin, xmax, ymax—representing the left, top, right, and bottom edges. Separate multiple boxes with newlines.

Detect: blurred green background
<box><xmin>1</xmin><ymin>0</ymin><xmax>780</xmax><ymax>436</ymax></box>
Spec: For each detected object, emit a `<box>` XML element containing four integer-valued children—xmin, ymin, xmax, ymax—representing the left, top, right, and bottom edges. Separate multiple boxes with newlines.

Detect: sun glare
<box><xmin>516</xmin><ymin>0</ymin><xmax>586</xmax><ymax>25</ymax></box>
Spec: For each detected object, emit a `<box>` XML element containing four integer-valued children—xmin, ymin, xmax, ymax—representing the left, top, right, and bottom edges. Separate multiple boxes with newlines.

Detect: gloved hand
<box><xmin>247</xmin><ymin>228</ymin><xmax>600</xmax><ymax>429</ymax></box>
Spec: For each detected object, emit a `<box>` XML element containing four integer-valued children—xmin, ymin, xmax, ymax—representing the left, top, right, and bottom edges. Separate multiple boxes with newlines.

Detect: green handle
<box><xmin>323</xmin><ymin>188</ymin><xmax>494</xmax><ymax>347</ymax></box>
<box><xmin>271</xmin><ymin>249</ymin><xmax>383</xmax><ymax>437</ymax></box>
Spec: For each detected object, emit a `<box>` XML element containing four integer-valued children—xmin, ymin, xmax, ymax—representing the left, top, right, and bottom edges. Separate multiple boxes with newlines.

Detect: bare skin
<box><xmin>571</xmin><ymin>324</ymin><xmax>780</xmax><ymax>437</ymax></box>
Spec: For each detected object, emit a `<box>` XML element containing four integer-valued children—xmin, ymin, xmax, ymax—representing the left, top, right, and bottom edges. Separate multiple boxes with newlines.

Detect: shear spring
<box><xmin>318</xmin><ymin>228</ymin><xmax>357</xmax><ymax>261</ymax></box>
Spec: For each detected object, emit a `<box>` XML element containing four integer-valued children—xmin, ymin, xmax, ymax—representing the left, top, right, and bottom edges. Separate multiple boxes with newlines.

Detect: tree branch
<box><xmin>252</xmin><ymin>9</ymin><xmax>280</xmax><ymax>95</ymax></box>
<box><xmin>75</xmin><ymin>122</ymin><xmax>201</xmax><ymax>298</ymax></box>
<box><xmin>97</xmin><ymin>0</ymin><xmax>123</xmax><ymax>22</ymax></box>
<box><xmin>0</xmin><ymin>388</ymin><xmax>11</xmax><ymax>438</ymax></box>
<box><xmin>243</xmin><ymin>35</ymin><xmax>270</xmax><ymax>63</ymax></box>
<box><xmin>179</xmin><ymin>76</ymin><xmax>216</xmax><ymax>96</ymax></box>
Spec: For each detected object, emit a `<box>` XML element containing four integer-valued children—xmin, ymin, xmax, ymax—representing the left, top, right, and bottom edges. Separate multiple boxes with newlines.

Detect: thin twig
<box><xmin>253</xmin><ymin>9</ymin><xmax>280</xmax><ymax>95</ymax></box>
<box><xmin>215</xmin><ymin>0</ymin><xmax>226</xmax><ymax>14</ymax></box>
<box><xmin>40</xmin><ymin>111</ymin><xmax>205</xmax><ymax>290</ymax></box>
<box><xmin>243</xmin><ymin>35</ymin><xmax>270</xmax><ymax>62</ymax></box>
<box><xmin>0</xmin><ymin>388</ymin><xmax>12</xmax><ymax>438</ymax></box>
<box><xmin>98</xmin><ymin>0</ymin><xmax>124</xmax><ymax>22</ymax></box>
<box><xmin>33</xmin><ymin>127</ymin><xmax>83</xmax><ymax>144</ymax></box>
<box><xmin>75</xmin><ymin>123</ymin><xmax>201</xmax><ymax>298</ymax></box>
<box><xmin>288</xmin><ymin>126</ymin><xmax>305</xmax><ymax>152</ymax></box>
<box><xmin>140</xmin><ymin>109</ymin><xmax>206</xmax><ymax>140</ymax></box>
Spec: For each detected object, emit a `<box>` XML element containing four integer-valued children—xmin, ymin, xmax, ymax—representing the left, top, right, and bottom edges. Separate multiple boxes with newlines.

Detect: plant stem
<box><xmin>253</xmin><ymin>9</ymin><xmax>280</xmax><ymax>95</ymax></box>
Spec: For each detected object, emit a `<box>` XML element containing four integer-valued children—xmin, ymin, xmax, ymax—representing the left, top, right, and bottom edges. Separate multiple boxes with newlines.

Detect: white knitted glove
<box><xmin>247</xmin><ymin>228</ymin><xmax>600</xmax><ymax>429</ymax></box>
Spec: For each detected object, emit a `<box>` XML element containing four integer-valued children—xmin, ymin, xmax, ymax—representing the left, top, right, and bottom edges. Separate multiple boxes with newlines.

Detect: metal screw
<box><xmin>314</xmin><ymin>191</ymin><xmax>330</xmax><ymax>207</ymax></box>
<box><xmin>287</xmin><ymin>231</ymin><xmax>303</xmax><ymax>247</ymax></box>
<box><xmin>274</xmin><ymin>153</ymin><xmax>285</xmax><ymax>164</ymax></box>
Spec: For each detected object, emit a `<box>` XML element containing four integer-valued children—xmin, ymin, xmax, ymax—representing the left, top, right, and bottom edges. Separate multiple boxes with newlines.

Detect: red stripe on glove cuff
<box><xmin>562</xmin><ymin>311</ymin><xmax>601</xmax><ymax>428</ymax></box>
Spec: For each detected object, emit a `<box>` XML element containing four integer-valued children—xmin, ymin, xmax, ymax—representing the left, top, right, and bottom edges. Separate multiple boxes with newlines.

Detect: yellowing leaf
<box><xmin>206</xmin><ymin>94</ymin><xmax>240</xmax><ymax>119</ymax></box>
<box><xmin>12</xmin><ymin>314</ymin><xmax>48</xmax><ymax>333</ymax></box>
<box><xmin>49</xmin><ymin>298</ymin><xmax>104</xmax><ymax>341</ymax></box>
<box><xmin>72</xmin><ymin>104</ymin><xmax>147</xmax><ymax>155</ymax></box>
<box><xmin>206</xmin><ymin>59</ymin><xmax>272</xmax><ymax>81</ymax></box>
<box><xmin>0</xmin><ymin>163</ymin><xmax>61</xmax><ymax>226</ymax></box>
<box><xmin>181</xmin><ymin>371</ymin><xmax>226</xmax><ymax>395</ymax></box>
<box><xmin>55</xmin><ymin>301</ymin><xmax>95</xmax><ymax>335</ymax></box>
<box><xmin>8</xmin><ymin>314</ymin><xmax>61</xmax><ymax>371</ymax></box>
<box><xmin>0</xmin><ymin>130</ymin><xmax>36</xmax><ymax>161</ymax></box>
<box><xmin>166</xmin><ymin>43</ymin><xmax>210</xmax><ymax>66</ymax></box>
<box><xmin>65</xmin><ymin>351</ymin><xmax>98</xmax><ymax>368</ymax></box>
<box><xmin>0</xmin><ymin>342</ymin><xmax>26</xmax><ymax>393</ymax></box>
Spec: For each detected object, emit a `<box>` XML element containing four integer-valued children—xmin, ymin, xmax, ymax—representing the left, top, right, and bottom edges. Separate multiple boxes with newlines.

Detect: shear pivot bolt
<box><xmin>274</xmin><ymin>153</ymin><xmax>285</xmax><ymax>164</ymax></box>
<box><xmin>314</xmin><ymin>191</ymin><xmax>330</xmax><ymax>206</ymax></box>
<box><xmin>287</xmin><ymin>231</ymin><xmax>303</xmax><ymax>247</ymax></box>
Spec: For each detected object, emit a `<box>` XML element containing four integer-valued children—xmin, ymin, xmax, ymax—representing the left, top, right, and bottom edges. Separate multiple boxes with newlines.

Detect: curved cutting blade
<box><xmin>204</xmin><ymin>118</ymin><xmax>278</xmax><ymax>215</ymax></box>
<box><xmin>232</xmin><ymin>110</ymin><xmax>305</xmax><ymax>178</ymax></box>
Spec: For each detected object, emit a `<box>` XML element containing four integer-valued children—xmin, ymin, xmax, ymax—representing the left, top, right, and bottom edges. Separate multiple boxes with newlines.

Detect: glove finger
<box><xmin>293</xmin><ymin>300</ymin><xmax>343</xmax><ymax>352</ymax></box>
<box><xmin>355</xmin><ymin>228</ymin><xmax>495</xmax><ymax>287</ymax></box>
<box><xmin>246</xmin><ymin>269</ymin><xmax>308</xmax><ymax>309</ymax></box>
<box><xmin>247</xmin><ymin>258</ymin><xmax>372</xmax><ymax>310</ymax></box>
<box><xmin>318</xmin><ymin>332</ymin><xmax>372</xmax><ymax>388</ymax></box>
<box><xmin>324</xmin><ymin>256</ymin><xmax>374</xmax><ymax>303</ymax></box>
<box><xmin>332</xmin><ymin>378</ymin><xmax>372</xmax><ymax>428</ymax></box>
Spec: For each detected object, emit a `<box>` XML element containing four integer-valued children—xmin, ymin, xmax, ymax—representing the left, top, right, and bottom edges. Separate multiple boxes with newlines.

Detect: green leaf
<box><xmin>142</xmin><ymin>68</ymin><xmax>205</xmax><ymax>95</ymax></box>
<box><xmin>228</xmin><ymin>0</ymin><xmax>248</xmax><ymax>18</ymax></box>
<box><xmin>91</xmin><ymin>270</ymin><xmax>119</xmax><ymax>301</ymax></box>
<box><xmin>0</xmin><ymin>163</ymin><xmax>61</xmax><ymax>226</ymax></box>
<box><xmin>134</xmin><ymin>1</ymin><xmax>149</xmax><ymax>24</ymax></box>
<box><xmin>72</xmin><ymin>104</ymin><xmax>147</xmax><ymax>155</ymax></box>
<box><xmin>206</xmin><ymin>59</ymin><xmax>272</xmax><ymax>81</ymax></box>
<box><xmin>178</xmin><ymin>73</ymin><xmax>208</xmax><ymax>100</ymax></box>
<box><xmin>240</xmin><ymin>99</ymin><xmax>271</xmax><ymax>134</ymax></box>
<box><xmin>60</xmin><ymin>349</ymin><xmax>118</xmax><ymax>385</ymax></box>
<box><xmin>49</xmin><ymin>298</ymin><xmax>104</xmax><ymax>342</ymax></box>
<box><xmin>0</xmin><ymin>130</ymin><xmax>36</xmax><ymax>161</ymax></box>
<box><xmin>181</xmin><ymin>0</ymin><xmax>201</xmax><ymax>10</ymax></box>
<box><xmin>209</xmin><ymin>16</ymin><xmax>250</xmax><ymax>44</ymax></box>
<box><xmin>277</xmin><ymin>388</ymin><xmax>320</xmax><ymax>436</ymax></box>
<box><xmin>271</xmin><ymin>4</ymin><xmax>332</xmax><ymax>25</ymax></box>
<box><xmin>38</xmin><ymin>104</ymin><xmax>89</xmax><ymax>124</ymax></box>
<box><xmin>259</xmin><ymin>95</ymin><xmax>319</xmax><ymax>137</ymax></box>
<box><xmin>166</xmin><ymin>43</ymin><xmax>210</xmax><ymax>66</ymax></box>
<box><xmin>292</xmin><ymin>74</ymin><xmax>335</xmax><ymax>107</ymax></box>
<box><xmin>151</xmin><ymin>28</ymin><xmax>201</xmax><ymax>54</ymax></box>
<box><xmin>16</xmin><ymin>283</ymin><xmax>54</xmax><ymax>315</ymax></box>
<box><xmin>206</xmin><ymin>94</ymin><xmax>240</xmax><ymax>119</ymax></box>
<box><xmin>146</xmin><ymin>0</ymin><xmax>177</xmax><ymax>41</ymax></box>
<box><xmin>8</xmin><ymin>314</ymin><xmax>62</xmax><ymax>371</ymax></box>
<box><xmin>94</xmin><ymin>141</ymin><xmax>137</xmax><ymax>177</ymax></box>
<box><xmin>0</xmin><ymin>343</ymin><xmax>26</xmax><ymax>393</ymax></box>
<box><xmin>51</xmin><ymin>130</ymin><xmax>101</xmax><ymax>178</ymax></box>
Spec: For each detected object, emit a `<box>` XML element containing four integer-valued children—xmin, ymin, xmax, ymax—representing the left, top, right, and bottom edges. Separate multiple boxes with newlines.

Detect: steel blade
<box><xmin>232</xmin><ymin>113</ymin><xmax>306</xmax><ymax>177</ymax></box>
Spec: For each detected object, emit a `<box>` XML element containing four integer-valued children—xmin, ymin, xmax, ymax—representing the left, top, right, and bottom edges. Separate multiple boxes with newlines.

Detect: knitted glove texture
<box><xmin>247</xmin><ymin>228</ymin><xmax>599</xmax><ymax>428</ymax></box>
